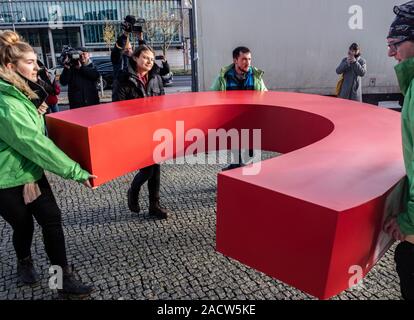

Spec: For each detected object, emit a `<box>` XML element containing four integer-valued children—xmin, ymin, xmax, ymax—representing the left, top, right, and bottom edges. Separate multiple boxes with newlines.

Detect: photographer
<box><xmin>111</xmin><ymin>16</ymin><xmax>145</xmax><ymax>81</ymax></box>
<box><xmin>111</xmin><ymin>16</ymin><xmax>171</xmax><ymax>100</ymax></box>
<box><xmin>335</xmin><ymin>43</ymin><xmax>367</xmax><ymax>102</ymax></box>
<box><xmin>59</xmin><ymin>47</ymin><xmax>100</xmax><ymax>109</ymax></box>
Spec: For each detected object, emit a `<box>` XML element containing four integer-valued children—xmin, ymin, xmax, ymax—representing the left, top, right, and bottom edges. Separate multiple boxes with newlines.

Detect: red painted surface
<box><xmin>46</xmin><ymin>91</ymin><xmax>405</xmax><ymax>299</ymax></box>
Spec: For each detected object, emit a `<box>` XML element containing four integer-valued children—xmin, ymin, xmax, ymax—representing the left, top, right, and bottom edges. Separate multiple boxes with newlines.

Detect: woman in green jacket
<box><xmin>0</xmin><ymin>30</ymin><xmax>95</xmax><ymax>297</ymax></box>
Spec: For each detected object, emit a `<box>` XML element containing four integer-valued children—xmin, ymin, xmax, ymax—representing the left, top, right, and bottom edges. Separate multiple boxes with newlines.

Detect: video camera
<box><xmin>121</xmin><ymin>15</ymin><xmax>146</xmax><ymax>33</ymax></box>
<box><xmin>59</xmin><ymin>45</ymin><xmax>82</xmax><ymax>67</ymax></box>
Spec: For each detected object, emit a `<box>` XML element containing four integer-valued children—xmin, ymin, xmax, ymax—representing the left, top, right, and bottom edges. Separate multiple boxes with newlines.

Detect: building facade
<box><xmin>0</xmin><ymin>0</ymin><xmax>189</xmax><ymax>68</ymax></box>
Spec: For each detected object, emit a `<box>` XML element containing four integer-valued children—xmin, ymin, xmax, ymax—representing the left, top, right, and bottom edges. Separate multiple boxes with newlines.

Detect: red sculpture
<box><xmin>46</xmin><ymin>91</ymin><xmax>405</xmax><ymax>299</ymax></box>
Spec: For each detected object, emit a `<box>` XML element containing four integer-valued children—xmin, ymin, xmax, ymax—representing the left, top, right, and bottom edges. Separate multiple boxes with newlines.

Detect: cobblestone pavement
<box><xmin>0</xmin><ymin>151</ymin><xmax>403</xmax><ymax>300</ymax></box>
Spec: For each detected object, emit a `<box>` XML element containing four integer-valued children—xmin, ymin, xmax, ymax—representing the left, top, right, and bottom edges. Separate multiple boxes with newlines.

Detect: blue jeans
<box><xmin>47</xmin><ymin>104</ymin><xmax>59</xmax><ymax>113</ymax></box>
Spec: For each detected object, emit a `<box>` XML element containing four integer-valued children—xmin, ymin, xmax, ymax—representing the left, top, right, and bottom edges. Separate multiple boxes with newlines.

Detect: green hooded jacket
<box><xmin>0</xmin><ymin>78</ymin><xmax>90</xmax><ymax>189</ymax></box>
<box><xmin>395</xmin><ymin>57</ymin><xmax>414</xmax><ymax>235</ymax></box>
<box><xmin>210</xmin><ymin>64</ymin><xmax>268</xmax><ymax>91</ymax></box>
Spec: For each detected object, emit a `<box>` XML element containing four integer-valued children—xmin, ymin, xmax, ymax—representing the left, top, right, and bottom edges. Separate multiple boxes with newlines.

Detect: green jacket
<box><xmin>0</xmin><ymin>78</ymin><xmax>90</xmax><ymax>189</ymax></box>
<box><xmin>210</xmin><ymin>64</ymin><xmax>268</xmax><ymax>91</ymax></box>
<box><xmin>395</xmin><ymin>57</ymin><xmax>414</xmax><ymax>235</ymax></box>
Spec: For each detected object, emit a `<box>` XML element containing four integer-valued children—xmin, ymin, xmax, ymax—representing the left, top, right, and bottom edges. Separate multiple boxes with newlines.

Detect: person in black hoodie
<box><xmin>60</xmin><ymin>47</ymin><xmax>100</xmax><ymax>109</ymax></box>
<box><xmin>113</xmin><ymin>45</ymin><xmax>169</xmax><ymax>219</ymax></box>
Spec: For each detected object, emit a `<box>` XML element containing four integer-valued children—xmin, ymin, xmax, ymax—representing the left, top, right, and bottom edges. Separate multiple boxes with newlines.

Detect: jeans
<box><xmin>0</xmin><ymin>175</ymin><xmax>68</xmax><ymax>267</ymax></box>
<box><xmin>47</xmin><ymin>104</ymin><xmax>59</xmax><ymax>113</ymax></box>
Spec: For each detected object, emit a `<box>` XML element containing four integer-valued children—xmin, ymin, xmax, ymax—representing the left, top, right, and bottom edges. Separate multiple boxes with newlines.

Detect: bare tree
<box><xmin>144</xmin><ymin>17</ymin><xmax>158</xmax><ymax>49</ymax></box>
<box><xmin>144</xmin><ymin>11</ymin><xmax>181</xmax><ymax>57</ymax></box>
<box><xmin>103</xmin><ymin>20</ymin><xmax>115</xmax><ymax>52</ymax></box>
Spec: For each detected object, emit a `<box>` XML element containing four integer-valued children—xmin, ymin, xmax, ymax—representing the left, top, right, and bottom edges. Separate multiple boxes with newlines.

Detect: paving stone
<box><xmin>0</xmin><ymin>151</ymin><xmax>404</xmax><ymax>300</ymax></box>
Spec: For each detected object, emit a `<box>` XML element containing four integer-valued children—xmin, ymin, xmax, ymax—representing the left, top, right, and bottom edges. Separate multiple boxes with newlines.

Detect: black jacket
<box><xmin>111</xmin><ymin>34</ymin><xmax>170</xmax><ymax>79</ymax></box>
<box><xmin>153</xmin><ymin>60</ymin><xmax>170</xmax><ymax>77</ymax></box>
<box><xmin>111</xmin><ymin>34</ymin><xmax>146</xmax><ymax>80</ymax></box>
<box><xmin>112</xmin><ymin>58</ymin><xmax>165</xmax><ymax>102</ymax></box>
<box><xmin>59</xmin><ymin>61</ymin><xmax>100</xmax><ymax>109</ymax></box>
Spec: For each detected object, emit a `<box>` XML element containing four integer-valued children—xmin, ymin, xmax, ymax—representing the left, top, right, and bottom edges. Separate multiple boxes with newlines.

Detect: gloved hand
<box><xmin>116</xmin><ymin>33</ymin><xmax>128</xmax><ymax>49</ymax></box>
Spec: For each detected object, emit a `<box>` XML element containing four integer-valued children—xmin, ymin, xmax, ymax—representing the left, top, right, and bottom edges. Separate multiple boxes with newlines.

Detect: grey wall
<box><xmin>197</xmin><ymin>0</ymin><xmax>400</xmax><ymax>95</ymax></box>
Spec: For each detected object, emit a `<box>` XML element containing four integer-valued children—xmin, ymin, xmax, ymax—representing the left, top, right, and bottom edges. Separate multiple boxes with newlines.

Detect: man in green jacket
<box><xmin>210</xmin><ymin>47</ymin><xmax>267</xmax><ymax>170</ymax></box>
<box><xmin>386</xmin><ymin>0</ymin><xmax>414</xmax><ymax>300</ymax></box>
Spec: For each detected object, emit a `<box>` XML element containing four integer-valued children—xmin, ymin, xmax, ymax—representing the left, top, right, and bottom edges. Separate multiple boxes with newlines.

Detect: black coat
<box><xmin>111</xmin><ymin>33</ymin><xmax>146</xmax><ymax>80</ymax></box>
<box><xmin>111</xmin><ymin>34</ymin><xmax>170</xmax><ymax>80</ymax></box>
<box><xmin>59</xmin><ymin>62</ymin><xmax>100</xmax><ymax>109</ymax></box>
<box><xmin>112</xmin><ymin>58</ymin><xmax>165</xmax><ymax>102</ymax></box>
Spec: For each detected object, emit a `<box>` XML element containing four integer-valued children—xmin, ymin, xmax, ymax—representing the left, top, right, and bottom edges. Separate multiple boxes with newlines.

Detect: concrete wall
<box><xmin>196</xmin><ymin>0</ymin><xmax>400</xmax><ymax>95</ymax></box>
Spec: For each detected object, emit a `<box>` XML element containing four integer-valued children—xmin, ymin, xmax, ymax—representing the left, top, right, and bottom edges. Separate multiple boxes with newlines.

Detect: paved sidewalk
<box><xmin>0</xmin><ymin>151</ymin><xmax>403</xmax><ymax>300</ymax></box>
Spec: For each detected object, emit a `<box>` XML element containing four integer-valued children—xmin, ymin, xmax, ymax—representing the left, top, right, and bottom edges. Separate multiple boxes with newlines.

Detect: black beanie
<box><xmin>388</xmin><ymin>1</ymin><xmax>414</xmax><ymax>40</ymax></box>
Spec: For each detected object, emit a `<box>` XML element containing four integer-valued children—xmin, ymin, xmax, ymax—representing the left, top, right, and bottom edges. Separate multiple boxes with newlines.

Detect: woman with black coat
<box><xmin>113</xmin><ymin>45</ymin><xmax>169</xmax><ymax>219</ymax></box>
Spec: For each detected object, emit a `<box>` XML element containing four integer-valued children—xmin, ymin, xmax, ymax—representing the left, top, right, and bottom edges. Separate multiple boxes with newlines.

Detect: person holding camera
<box><xmin>111</xmin><ymin>16</ymin><xmax>171</xmax><ymax>100</ymax></box>
<box><xmin>0</xmin><ymin>30</ymin><xmax>96</xmax><ymax>297</ymax></box>
<box><xmin>112</xmin><ymin>45</ymin><xmax>169</xmax><ymax>220</ymax></box>
<box><xmin>111</xmin><ymin>31</ymin><xmax>144</xmax><ymax>79</ymax></box>
<box><xmin>111</xmin><ymin>15</ymin><xmax>145</xmax><ymax>97</ymax></box>
<box><xmin>335</xmin><ymin>43</ymin><xmax>367</xmax><ymax>102</ymax></box>
<box><xmin>59</xmin><ymin>47</ymin><xmax>100</xmax><ymax>109</ymax></box>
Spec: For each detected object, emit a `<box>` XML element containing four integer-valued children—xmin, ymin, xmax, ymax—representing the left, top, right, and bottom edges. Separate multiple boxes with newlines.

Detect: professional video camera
<box><xmin>121</xmin><ymin>15</ymin><xmax>146</xmax><ymax>33</ymax></box>
<box><xmin>59</xmin><ymin>45</ymin><xmax>82</xmax><ymax>67</ymax></box>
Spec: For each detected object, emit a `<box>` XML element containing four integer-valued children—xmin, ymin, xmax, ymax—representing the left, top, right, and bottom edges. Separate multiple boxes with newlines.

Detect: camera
<box><xmin>59</xmin><ymin>45</ymin><xmax>82</xmax><ymax>67</ymax></box>
<box><xmin>121</xmin><ymin>15</ymin><xmax>145</xmax><ymax>33</ymax></box>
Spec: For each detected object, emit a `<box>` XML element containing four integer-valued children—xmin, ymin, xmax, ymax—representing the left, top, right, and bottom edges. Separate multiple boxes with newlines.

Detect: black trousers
<box><xmin>130</xmin><ymin>164</ymin><xmax>160</xmax><ymax>201</ymax></box>
<box><xmin>395</xmin><ymin>241</ymin><xmax>414</xmax><ymax>300</ymax></box>
<box><xmin>0</xmin><ymin>175</ymin><xmax>68</xmax><ymax>267</ymax></box>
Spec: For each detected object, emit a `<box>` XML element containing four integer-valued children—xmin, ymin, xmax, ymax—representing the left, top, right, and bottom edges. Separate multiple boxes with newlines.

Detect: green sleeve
<box><xmin>0</xmin><ymin>105</ymin><xmax>90</xmax><ymax>183</ymax></box>
<box><xmin>210</xmin><ymin>76</ymin><xmax>223</xmax><ymax>91</ymax></box>
<box><xmin>399</xmin><ymin>105</ymin><xmax>414</xmax><ymax>235</ymax></box>
<box><xmin>398</xmin><ymin>173</ymin><xmax>414</xmax><ymax>235</ymax></box>
<box><xmin>259</xmin><ymin>79</ymin><xmax>268</xmax><ymax>92</ymax></box>
<box><xmin>398</xmin><ymin>210</ymin><xmax>414</xmax><ymax>235</ymax></box>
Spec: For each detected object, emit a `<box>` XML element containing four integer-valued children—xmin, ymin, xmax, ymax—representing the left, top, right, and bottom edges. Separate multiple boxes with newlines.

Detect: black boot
<box><xmin>17</xmin><ymin>256</ymin><xmax>39</xmax><ymax>285</ymax></box>
<box><xmin>222</xmin><ymin>150</ymin><xmax>246</xmax><ymax>171</ymax></box>
<box><xmin>58</xmin><ymin>266</ymin><xmax>94</xmax><ymax>298</ymax></box>
<box><xmin>222</xmin><ymin>163</ymin><xmax>245</xmax><ymax>171</ymax></box>
<box><xmin>148</xmin><ymin>165</ymin><xmax>168</xmax><ymax>219</ymax></box>
<box><xmin>149</xmin><ymin>198</ymin><xmax>169</xmax><ymax>219</ymax></box>
<box><xmin>127</xmin><ymin>188</ymin><xmax>140</xmax><ymax>213</ymax></box>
